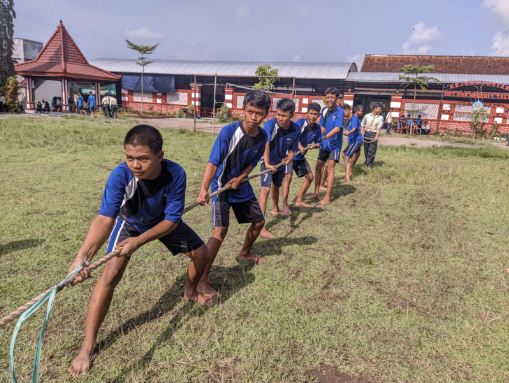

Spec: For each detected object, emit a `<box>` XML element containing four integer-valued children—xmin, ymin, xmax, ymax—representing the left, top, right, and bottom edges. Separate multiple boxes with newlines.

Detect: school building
<box><xmin>15</xmin><ymin>21</ymin><xmax>509</xmax><ymax>135</ymax></box>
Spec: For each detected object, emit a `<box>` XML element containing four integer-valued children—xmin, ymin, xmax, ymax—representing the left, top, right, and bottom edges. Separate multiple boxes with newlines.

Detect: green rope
<box><xmin>9</xmin><ymin>265</ymin><xmax>84</xmax><ymax>383</ymax></box>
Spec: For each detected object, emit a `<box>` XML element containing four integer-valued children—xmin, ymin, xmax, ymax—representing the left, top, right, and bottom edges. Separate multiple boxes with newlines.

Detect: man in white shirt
<box><xmin>361</xmin><ymin>103</ymin><xmax>384</xmax><ymax>169</ymax></box>
<box><xmin>385</xmin><ymin>109</ymin><xmax>392</xmax><ymax>134</ymax></box>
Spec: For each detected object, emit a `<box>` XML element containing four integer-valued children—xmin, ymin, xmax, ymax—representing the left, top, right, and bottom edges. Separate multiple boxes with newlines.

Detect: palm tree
<box><xmin>399</xmin><ymin>65</ymin><xmax>438</xmax><ymax>134</ymax></box>
<box><xmin>126</xmin><ymin>40</ymin><xmax>159</xmax><ymax>113</ymax></box>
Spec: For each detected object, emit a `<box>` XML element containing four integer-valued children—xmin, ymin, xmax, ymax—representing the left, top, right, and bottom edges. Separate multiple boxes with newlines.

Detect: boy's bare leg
<box><xmin>344</xmin><ymin>157</ymin><xmax>351</xmax><ymax>182</ymax></box>
<box><xmin>238</xmin><ymin>220</ymin><xmax>266</xmax><ymax>265</ymax></box>
<box><xmin>198</xmin><ymin>227</ymin><xmax>228</xmax><ymax>297</ymax></box>
<box><xmin>281</xmin><ymin>174</ymin><xmax>292</xmax><ymax>216</ymax></box>
<box><xmin>295</xmin><ymin>173</ymin><xmax>314</xmax><ymax>207</ymax></box>
<box><xmin>270</xmin><ymin>185</ymin><xmax>281</xmax><ymax>216</ymax></box>
<box><xmin>350</xmin><ymin>151</ymin><xmax>361</xmax><ymax>179</ymax></box>
<box><xmin>69</xmin><ymin>255</ymin><xmax>130</xmax><ymax>376</ymax></box>
<box><xmin>320</xmin><ymin>167</ymin><xmax>328</xmax><ymax>191</ymax></box>
<box><xmin>320</xmin><ymin>160</ymin><xmax>336</xmax><ymax>205</ymax></box>
<box><xmin>185</xmin><ymin>244</ymin><xmax>213</xmax><ymax>304</ymax></box>
<box><xmin>259</xmin><ymin>187</ymin><xmax>274</xmax><ymax>239</ymax></box>
<box><xmin>313</xmin><ymin>160</ymin><xmax>325</xmax><ymax>200</ymax></box>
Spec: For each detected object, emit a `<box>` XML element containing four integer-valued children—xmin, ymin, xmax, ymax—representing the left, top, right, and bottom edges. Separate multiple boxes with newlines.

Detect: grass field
<box><xmin>1</xmin><ymin>116</ymin><xmax>509</xmax><ymax>382</ymax></box>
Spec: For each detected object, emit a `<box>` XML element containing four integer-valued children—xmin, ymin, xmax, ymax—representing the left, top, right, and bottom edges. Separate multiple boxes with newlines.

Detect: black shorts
<box><xmin>288</xmin><ymin>158</ymin><xmax>312</xmax><ymax>178</ymax></box>
<box><xmin>343</xmin><ymin>142</ymin><xmax>362</xmax><ymax>158</ymax></box>
<box><xmin>260</xmin><ymin>163</ymin><xmax>285</xmax><ymax>188</ymax></box>
<box><xmin>211</xmin><ymin>194</ymin><xmax>265</xmax><ymax>227</ymax></box>
<box><xmin>317</xmin><ymin>148</ymin><xmax>340</xmax><ymax>162</ymax></box>
<box><xmin>106</xmin><ymin>218</ymin><xmax>204</xmax><ymax>255</ymax></box>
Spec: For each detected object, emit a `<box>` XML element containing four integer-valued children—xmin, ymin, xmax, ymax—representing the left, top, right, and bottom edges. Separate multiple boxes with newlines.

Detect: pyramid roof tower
<box><xmin>15</xmin><ymin>20</ymin><xmax>120</xmax><ymax>81</ymax></box>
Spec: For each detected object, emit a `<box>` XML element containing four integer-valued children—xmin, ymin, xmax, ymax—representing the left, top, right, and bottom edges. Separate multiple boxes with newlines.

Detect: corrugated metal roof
<box><xmin>347</xmin><ymin>72</ymin><xmax>509</xmax><ymax>84</ymax></box>
<box><xmin>90</xmin><ymin>59</ymin><xmax>357</xmax><ymax>80</ymax></box>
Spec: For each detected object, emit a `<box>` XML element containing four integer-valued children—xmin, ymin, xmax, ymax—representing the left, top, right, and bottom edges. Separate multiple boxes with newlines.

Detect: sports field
<box><xmin>1</xmin><ymin>116</ymin><xmax>509</xmax><ymax>382</ymax></box>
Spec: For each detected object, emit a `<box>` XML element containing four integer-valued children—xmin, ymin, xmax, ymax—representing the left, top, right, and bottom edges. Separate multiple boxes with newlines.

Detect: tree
<box><xmin>126</xmin><ymin>40</ymin><xmax>158</xmax><ymax>113</ymax></box>
<box><xmin>0</xmin><ymin>0</ymin><xmax>16</xmax><ymax>89</ymax></box>
<box><xmin>399</xmin><ymin>64</ymin><xmax>439</xmax><ymax>134</ymax></box>
<box><xmin>254</xmin><ymin>64</ymin><xmax>278</xmax><ymax>91</ymax></box>
<box><xmin>4</xmin><ymin>76</ymin><xmax>19</xmax><ymax>112</ymax></box>
<box><xmin>470</xmin><ymin>107</ymin><xmax>489</xmax><ymax>139</ymax></box>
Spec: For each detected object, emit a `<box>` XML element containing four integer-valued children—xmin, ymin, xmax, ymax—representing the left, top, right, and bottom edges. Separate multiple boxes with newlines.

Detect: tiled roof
<box><xmin>15</xmin><ymin>21</ymin><xmax>120</xmax><ymax>81</ymax></box>
<box><xmin>361</xmin><ymin>54</ymin><xmax>509</xmax><ymax>75</ymax></box>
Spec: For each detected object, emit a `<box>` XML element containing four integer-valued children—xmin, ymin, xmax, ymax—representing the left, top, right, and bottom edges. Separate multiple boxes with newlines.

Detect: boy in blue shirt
<box><xmin>283</xmin><ymin>102</ymin><xmax>322</xmax><ymax>208</ymax></box>
<box><xmin>314</xmin><ymin>87</ymin><xmax>344</xmax><ymax>205</ymax></box>
<box><xmin>197</xmin><ymin>90</ymin><xmax>270</xmax><ymax>297</ymax></box>
<box><xmin>258</xmin><ymin>98</ymin><xmax>300</xmax><ymax>238</ymax></box>
<box><xmin>68</xmin><ymin>125</ymin><xmax>210</xmax><ymax>376</ymax></box>
<box><xmin>88</xmin><ymin>91</ymin><xmax>96</xmax><ymax>117</ymax></box>
<box><xmin>343</xmin><ymin>104</ymin><xmax>364</xmax><ymax>182</ymax></box>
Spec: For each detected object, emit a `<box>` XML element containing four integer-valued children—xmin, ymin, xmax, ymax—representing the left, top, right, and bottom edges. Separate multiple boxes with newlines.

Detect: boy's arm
<box><xmin>375</xmin><ymin>116</ymin><xmax>384</xmax><ymax>140</ymax></box>
<box><xmin>68</xmin><ymin>214</ymin><xmax>115</xmax><ymax>282</ymax></box>
<box><xmin>198</xmin><ymin>163</ymin><xmax>218</xmax><ymax>204</ymax></box>
<box><xmin>117</xmin><ymin>219</ymin><xmax>179</xmax><ymax>257</ymax></box>
<box><xmin>263</xmin><ymin>141</ymin><xmax>277</xmax><ymax>172</ymax></box>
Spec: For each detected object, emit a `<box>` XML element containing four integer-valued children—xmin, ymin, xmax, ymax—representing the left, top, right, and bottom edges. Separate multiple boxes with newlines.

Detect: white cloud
<box><xmin>483</xmin><ymin>0</ymin><xmax>509</xmax><ymax>55</ymax></box>
<box><xmin>401</xmin><ymin>21</ymin><xmax>441</xmax><ymax>54</ymax></box>
<box><xmin>125</xmin><ymin>26</ymin><xmax>163</xmax><ymax>40</ymax></box>
<box><xmin>483</xmin><ymin>0</ymin><xmax>509</xmax><ymax>22</ymax></box>
<box><xmin>236</xmin><ymin>5</ymin><xmax>251</xmax><ymax>19</ymax></box>
<box><xmin>491</xmin><ymin>29</ymin><xmax>509</xmax><ymax>55</ymax></box>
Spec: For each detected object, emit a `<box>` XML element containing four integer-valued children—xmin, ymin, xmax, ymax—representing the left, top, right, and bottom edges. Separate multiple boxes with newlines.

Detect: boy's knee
<box><xmin>101</xmin><ymin>265</ymin><xmax>125</xmax><ymax>288</ymax></box>
<box><xmin>307</xmin><ymin>174</ymin><xmax>314</xmax><ymax>182</ymax></box>
<box><xmin>211</xmin><ymin>226</ymin><xmax>228</xmax><ymax>241</ymax></box>
<box><xmin>253</xmin><ymin>220</ymin><xmax>265</xmax><ymax>230</ymax></box>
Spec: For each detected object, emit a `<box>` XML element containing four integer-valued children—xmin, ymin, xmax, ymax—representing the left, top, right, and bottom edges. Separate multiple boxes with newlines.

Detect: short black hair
<box><xmin>354</xmin><ymin>104</ymin><xmax>363</xmax><ymax>112</ymax></box>
<box><xmin>243</xmin><ymin>90</ymin><xmax>271</xmax><ymax>112</ymax></box>
<box><xmin>276</xmin><ymin>98</ymin><xmax>296</xmax><ymax>114</ymax></box>
<box><xmin>124</xmin><ymin>124</ymin><xmax>163</xmax><ymax>154</ymax></box>
<box><xmin>324</xmin><ymin>87</ymin><xmax>340</xmax><ymax>97</ymax></box>
<box><xmin>418</xmin><ymin>114</ymin><xmax>422</xmax><ymax>118</ymax></box>
<box><xmin>372</xmin><ymin>103</ymin><xmax>382</xmax><ymax>110</ymax></box>
<box><xmin>308</xmin><ymin>102</ymin><xmax>321</xmax><ymax>113</ymax></box>
<box><xmin>342</xmin><ymin>103</ymin><xmax>351</xmax><ymax>110</ymax></box>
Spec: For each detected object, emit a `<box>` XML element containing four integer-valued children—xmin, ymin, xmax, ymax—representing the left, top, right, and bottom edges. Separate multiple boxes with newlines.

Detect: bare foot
<box><xmin>311</xmin><ymin>193</ymin><xmax>320</xmax><ymax>201</ymax></box>
<box><xmin>69</xmin><ymin>350</ymin><xmax>92</xmax><ymax>377</ymax></box>
<box><xmin>320</xmin><ymin>197</ymin><xmax>331</xmax><ymax>205</ymax></box>
<box><xmin>197</xmin><ymin>281</ymin><xmax>222</xmax><ymax>298</ymax></box>
<box><xmin>280</xmin><ymin>205</ymin><xmax>291</xmax><ymax>216</ymax></box>
<box><xmin>320</xmin><ymin>185</ymin><xmax>328</xmax><ymax>192</ymax></box>
<box><xmin>260</xmin><ymin>227</ymin><xmax>274</xmax><ymax>239</ymax></box>
<box><xmin>184</xmin><ymin>291</ymin><xmax>215</xmax><ymax>306</ymax></box>
<box><xmin>271</xmin><ymin>209</ymin><xmax>281</xmax><ymax>217</ymax></box>
<box><xmin>295</xmin><ymin>199</ymin><xmax>312</xmax><ymax>207</ymax></box>
<box><xmin>237</xmin><ymin>251</ymin><xmax>266</xmax><ymax>265</ymax></box>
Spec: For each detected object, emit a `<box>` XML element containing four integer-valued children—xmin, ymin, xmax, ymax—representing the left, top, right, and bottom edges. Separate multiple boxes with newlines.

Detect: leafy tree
<box><xmin>0</xmin><ymin>0</ymin><xmax>16</xmax><ymax>89</ymax></box>
<box><xmin>399</xmin><ymin>64</ymin><xmax>438</xmax><ymax>104</ymax></box>
<box><xmin>4</xmin><ymin>76</ymin><xmax>19</xmax><ymax>112</ymax></box>
<box><xmin>254</xmin><ymin>64</ymin><xmax>278</xmax><ymax>91</ymax></box>
<box><xmin>126</xmin><ymin>40</ymin><xmax>158</xmax><ymax>112</ymax></box>
<box><xmin>470</xmin><ymin>107</ymin><xmax>489</xmax><ymax>139</ymax></box>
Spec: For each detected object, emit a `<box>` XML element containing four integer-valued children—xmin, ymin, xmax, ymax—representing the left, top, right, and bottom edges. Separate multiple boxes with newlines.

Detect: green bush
<box><xmin>4</xmin><ymin>76</ymin><xmax>19</xmax><ymax>113</ymax></box>
<box><xmin>216</xmin><ymin>105</ymin><xmax>231</xmax><ymax>123</ymax></box>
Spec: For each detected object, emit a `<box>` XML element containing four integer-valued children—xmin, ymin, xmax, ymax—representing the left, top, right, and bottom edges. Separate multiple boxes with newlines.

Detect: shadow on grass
<box><xmin>256</xmin><ymin>235</ymin><xmax>318</xmax><ymax>258</ymax></box>
<box><xmin>0</xmin><ymin>239</ymin><xmax>44</xmax><ymax>257</ymax></box>
<box><xmin>102</xmin><ymin>263</ymin><xmax>255</xmax><ymax>382</ymax></box>
<box><xmin>330</xmin><ymin>183</ymin><xmax>356</xmax><ymax>201</ymax></box>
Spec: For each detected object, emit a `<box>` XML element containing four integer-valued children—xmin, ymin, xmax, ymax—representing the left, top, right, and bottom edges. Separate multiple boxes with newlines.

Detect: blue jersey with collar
<box><xmin>98</xmin><ymin>159</ymin><xmax>186</xmax><ymax>233</ymax></box>
<box><xmin>320</xmin><ymin>106</ymin><xmax>344</xmax><ymax>151</ymax></box>
<box><xmin>88</xmin><ymin>95</ymin><xmax>96</xmax><ymax>108</ymax></box>
<box><xmin>263</xmin><ymin>118</ymin><xmax>300</xmax><ymax>165</ymax></box>
<box><xmin>347</xmin><ymin>115</ymin><xmax>363</xmax><ymax>144</ymax></box>
<box><xmin>209</xmin><ymin>121</ymin><xmax>267</xmax><ymax>203</ymax></box>
<box><xmin>294</xmin><ymin>118</ymin><xmax>322</xmax><ymax>161</ymax></box>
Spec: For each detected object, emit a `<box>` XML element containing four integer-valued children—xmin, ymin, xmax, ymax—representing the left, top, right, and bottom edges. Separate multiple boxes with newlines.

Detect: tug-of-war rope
<box><xmin>2</xmin><ymin>160</ymin><xmax>292</xmax><ymax>382</ymax></box>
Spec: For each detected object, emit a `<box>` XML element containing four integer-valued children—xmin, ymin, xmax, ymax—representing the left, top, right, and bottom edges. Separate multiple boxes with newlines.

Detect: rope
<box><xmin>2</xmin><ymin>160</ymin><xmax>285</xmax><ymax>382</ymax></box>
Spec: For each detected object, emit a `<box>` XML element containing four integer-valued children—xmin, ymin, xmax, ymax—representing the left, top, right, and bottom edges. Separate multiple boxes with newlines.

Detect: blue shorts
<box><xmin>317</xmin><ymin>148</ymin><xmax>340</xmax><ymax>162</ymax></box>
<box><xmin>107</xmin><ymin>217</ymin><xmax>203</xmax><ymax>255</ymax></box>
<box><xmin>260</xmin><ymin>162</ymin><xmax>285</xmax><ymax>188</ymax></box>
<box><xmin>343</xmin><ymin>142</ymin><xmax>362</xmax><ymax>158</ymax></box>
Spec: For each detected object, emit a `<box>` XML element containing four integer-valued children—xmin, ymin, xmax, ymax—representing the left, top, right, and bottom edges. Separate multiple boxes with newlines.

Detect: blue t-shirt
<box><xmin>88</xmin><ymin>95</ymin><xmax>96</xmax><ymax>108</ymax></box>
<box><xmin>77</xmin><ymin>95</ymin><xmax>84</xmax><ymax>107</ymax></box>
<box><xmin>294</xmin><ymin>118</ymin><xmax>322</xmax><ymax>161</ymax></box>
<box><xmin>347</xmin><ymin>115</ymin><xmax>363</xmax><ymax>145</ymax></box>
<box><xmin>209</xmin><ymin>121</ymin><xmax>267</xmax><ymax>203</ymax></box>
<box><xmin>263</xmin><ymin>118</ymin><xmax>300</xmax><ymax>165</ymax></box>
<box><xmin>415</xmin><ymin>118</ymin><xmax>422</xmax><ymax>126</ymax></box>
<box><xmin>98</xmin><ymin>159</ymin><xmax>186</xmax><ymax>232</ymax></box>
<box><xmin>320</xmin><ymin>106</ymin><xmax>344</xmax><ymax>151</ymax></box>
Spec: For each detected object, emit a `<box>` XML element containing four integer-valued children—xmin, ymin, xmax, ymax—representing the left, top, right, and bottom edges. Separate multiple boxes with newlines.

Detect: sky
<box><xmin>12</xmin><ymin>0</ymin><xmax>509</xmax><ymax>68</ymax></box>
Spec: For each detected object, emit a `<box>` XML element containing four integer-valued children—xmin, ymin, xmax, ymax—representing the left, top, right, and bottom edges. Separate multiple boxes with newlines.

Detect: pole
<box><xmin>292</xmin><ymin>77</ymin><xmax>296</xmax><ymax>98</ymax></box>
<box><xmin>193</xmin><ymin>74</ymin><xmax>197</xmax><ymax>133</ymax></box>
<box><xmin>212</xmin><ymin>74</ymin><xmax>217</xmax><ymax>132</ymax></box>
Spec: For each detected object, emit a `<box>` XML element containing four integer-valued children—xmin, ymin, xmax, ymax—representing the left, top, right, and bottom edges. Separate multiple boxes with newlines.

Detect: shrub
<box><xmin>216</xmin><ymin>105</ymin><xmax>231</xmax><ymax>123</ymax></box>
<box><xmin>4</xmin><ymin>76</ymin><xmax>20</xmax><ymax>113</ymax></box>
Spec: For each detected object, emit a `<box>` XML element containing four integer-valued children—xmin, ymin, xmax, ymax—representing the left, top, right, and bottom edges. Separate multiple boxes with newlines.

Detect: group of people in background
<box><xmin>395</xmin><ymin>113</ymin><xmax>431</xmax><ymax>135</ymax></box>
<box><xmin>35</xmin><ymin>91</ymin><xmax>117</xmax><ymax>118</ymax></box>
